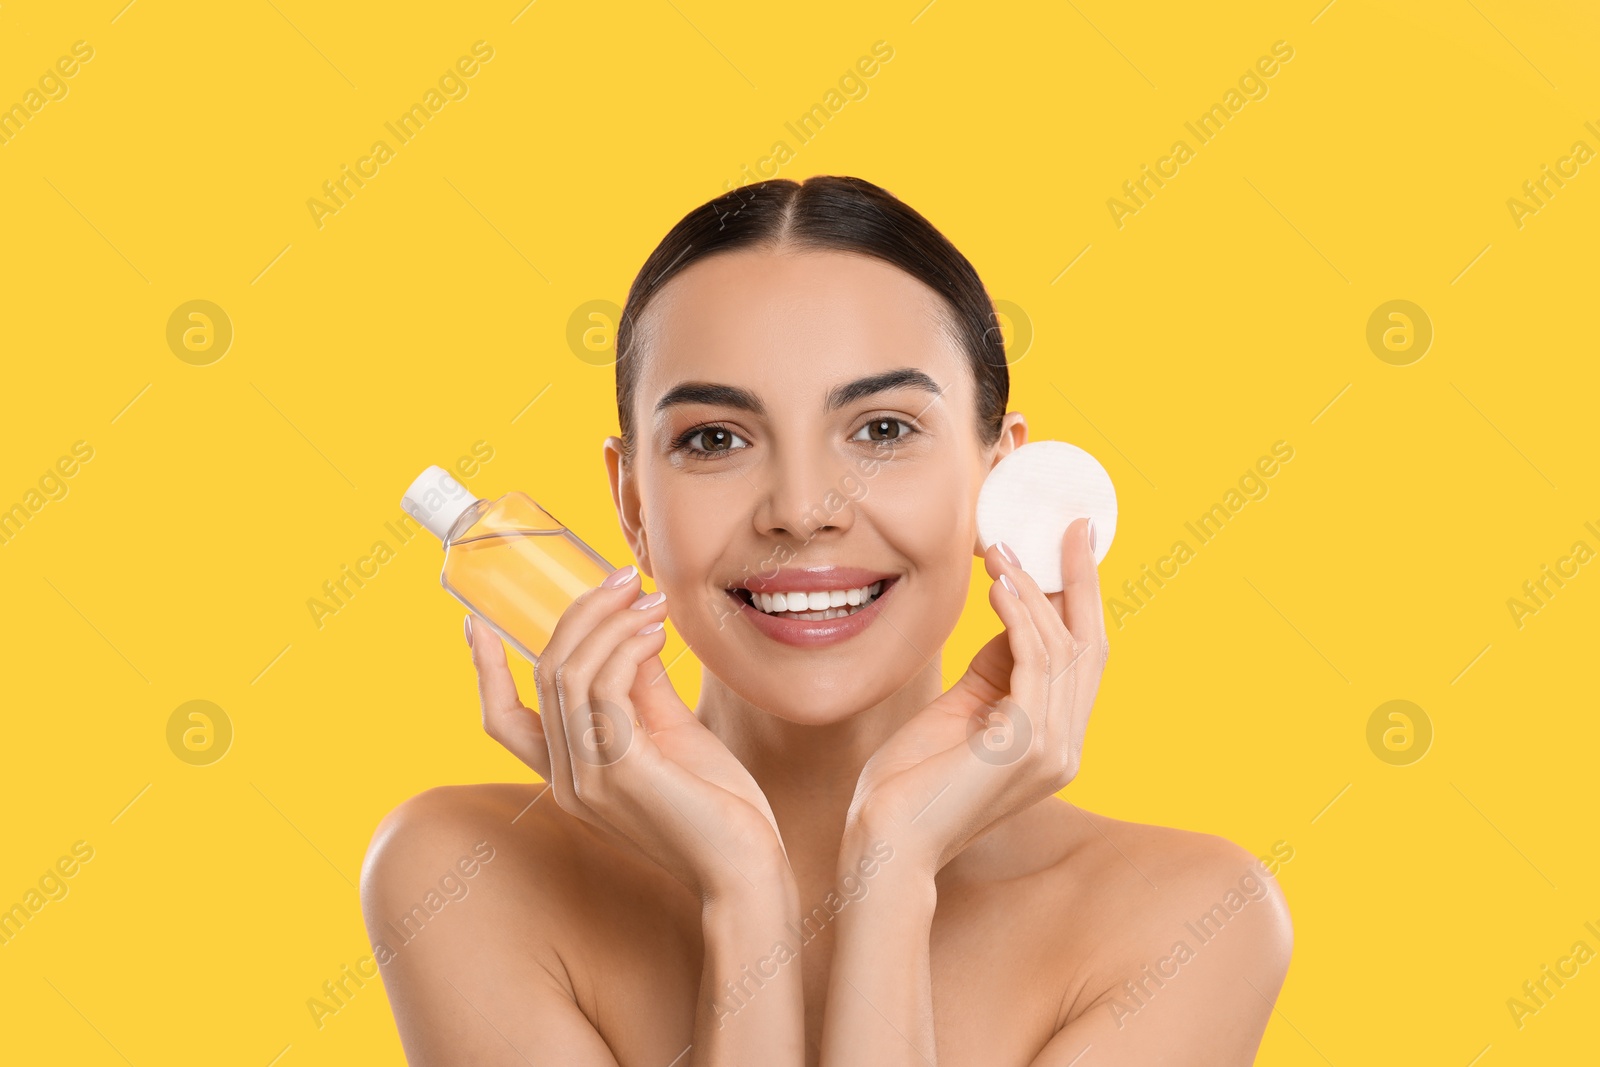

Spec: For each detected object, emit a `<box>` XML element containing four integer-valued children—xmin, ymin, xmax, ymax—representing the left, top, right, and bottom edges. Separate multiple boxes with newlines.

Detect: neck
<box><xmin>695</xmin><ymin>656</ymin><xmax>946</xmax><ymax>888</ymax></box>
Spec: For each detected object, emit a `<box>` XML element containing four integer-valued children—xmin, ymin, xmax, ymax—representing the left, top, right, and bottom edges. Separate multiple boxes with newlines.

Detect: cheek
<box><xmin>866</xmin><ymin>463</ymin><xmax>979</xmax><ymax>561</ymax></box>
<box><xmin>640</xmin><ymin>479</ymin><xmax>749</xmax><ymax>613</ymax></box>
<box><xmin>645</xmin><ymin>489</ymin><xmax>715</xmax><ymax>572</ymax></box>
<box><xmin>861</xmin><ymin>473</ymin><xmax>979</xmax><ymax>626</ymax></box>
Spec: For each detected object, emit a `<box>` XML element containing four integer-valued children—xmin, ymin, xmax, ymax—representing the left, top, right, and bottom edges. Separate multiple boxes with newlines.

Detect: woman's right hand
<box><xmin>464</xmin><ymin>564</ymin><xmax>793</xmax><ymax>905</ymax></box>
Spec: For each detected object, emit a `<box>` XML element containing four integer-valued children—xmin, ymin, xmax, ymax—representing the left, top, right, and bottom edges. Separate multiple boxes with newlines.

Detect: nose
<box><xmin>751</xmin><ymin>441</ymin><xmax>858</xmax><ymax>542</ymax></box>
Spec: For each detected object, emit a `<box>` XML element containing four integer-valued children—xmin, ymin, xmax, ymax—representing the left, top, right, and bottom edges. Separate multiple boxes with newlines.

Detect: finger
<box><xmin>581</xmin><ymin>623</ymin><xmax>674</xmax><ymax>776</ymax></box>
<box><xmin>557</xmin><ymin>619</ymin><xmax>774</xmax><ymax>891</ymax></box>
<box><xmin>983</xmin><ymin>561</ymin><xmax>1050</xmax><ymax>743</ymax></box>
<box><xmin>466</xmin><ymin>613</ymin><xmax>553</xmax><ymax>781</ymax></box>
<box><xmin>957</xmin><ymin>629</ymin><xmax>1016</xmax><ymax>705</ymax></box>
<box><xmin>1059</xmin><ymin>521</ymin><xmax>1107</xmax><ymax>764</ymax></box>
<box><xmin>591</xmin><ymin>621</ymin><xmax>672</xmax><ymax>724</ymax></box>
<box><xmin>985</xmin><ymin>543</ymin><xmax>1073</xmax><ymax>731</ymax></box>
<box><xmin>553</xmin><ymin>592</ymin><xmax>671</xmax><ymax>784</ymax></box>
<box><xmin>628</xmin><ymin>644</ymin><xmax>698</xmax><ymax>733</ymax></box>
<box><xmin>543</xmin><ymin>563</ymin><xmax>650</xmax><ymax>684</ymax></box>
<box><xmin>536</xmin><ymin>564</ymin><xmax>650</xmax><ymax>810</ymax></box>
<box><xmin>533</xmin><ymin>639</ymin><xmax>582</xmax><ymax>817</ymax></box>
<box><xmin>1041</xmin><ymin>520</ymin><xmax>1102</xmax><ymax>780</ymax></box>
<box><xmin>1060</xmin><ymin>517</ymin><xmax>1109</xmax><ymax>672</ymax></box>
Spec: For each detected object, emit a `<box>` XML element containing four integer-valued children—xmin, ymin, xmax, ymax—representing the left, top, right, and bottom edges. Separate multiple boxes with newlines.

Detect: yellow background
<box><xmin>2</xmin><ymin>0</ymin><xmax>1596</xmax><ymax>1062</ymax></box>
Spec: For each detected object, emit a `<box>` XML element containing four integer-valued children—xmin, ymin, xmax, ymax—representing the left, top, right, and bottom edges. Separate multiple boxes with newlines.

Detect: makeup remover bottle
<box><xmin>401</xmin><ymin>466</ymin><xmax>619</xmax><ymax>663</ymax></box>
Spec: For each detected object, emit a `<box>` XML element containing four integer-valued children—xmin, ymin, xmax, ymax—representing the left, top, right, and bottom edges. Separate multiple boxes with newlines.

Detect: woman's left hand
<box><xmin>844</xmin><ymin>516</ymin><xmax>1108</xmax><ymax>873</ymax></box>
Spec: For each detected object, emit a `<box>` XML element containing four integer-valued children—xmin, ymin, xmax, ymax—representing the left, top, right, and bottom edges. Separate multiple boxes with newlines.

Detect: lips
<box><xmin>723</xmin><ymin>567</ymin><xmax>900</xmax><ymax>649</ymax></box>
<box><xmin>734</xmin><ymin>566</ymin><xmax>898</xmax><ymax>595</ymax></box>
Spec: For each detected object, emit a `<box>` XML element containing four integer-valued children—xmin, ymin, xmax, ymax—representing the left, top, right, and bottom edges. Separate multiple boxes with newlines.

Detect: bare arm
<box><xmin>695</xmin><ymin>877</ymin><xmax>808</xmax><ymax>1065</ymax></box>
<box><xmin>819</xmin><ymin>529</ymin><xmax>1291</xmax><ymax>1064</ymax></box>
<box><xmin>364</xmin><ymin>561</ymin><xmax>810</xmax><ymax>1065</ymax></box>
<box><xmin>816</xmin><ymin>831</ymin><xmax>937</xmax><ymax>1065</ymax></box>
<box><xmin>817</xmin><ymin>526</ymin><xmax>1104</xmax><ymax>1063</ymax></box>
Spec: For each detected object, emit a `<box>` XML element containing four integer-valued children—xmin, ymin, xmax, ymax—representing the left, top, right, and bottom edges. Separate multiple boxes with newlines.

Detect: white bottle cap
<box><xmin>401</xmin><ymin>465</ymin><xmax>479</xmax><ymax>541</ymax></box>
<box><xmin>976</xmin><ymin>440</ymin><xmax>1117</xmax><ymax>593</ymax></box>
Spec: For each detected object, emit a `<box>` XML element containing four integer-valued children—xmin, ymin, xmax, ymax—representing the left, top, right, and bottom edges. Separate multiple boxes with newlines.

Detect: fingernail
<box><xmin>463</xmin><ymin>615</ymin><xmax>474</xmax><ymax>647</ymax></box>
<box><xmin>602</xmin><ymin>564</ymin><xmax>638</xmax><ymax>588</ymax></box>
<box><xmin>636</xmin><ymin>621</ymin><xmax>664</xmax><ymax>635</ymax></box>
<box><xmin>631</xmin><ymin>590</ymin><xmax>666</xmax><ymax>611</ymax></box>
<box><xmin>999</xmin><ymin>574</ymin><xmax>1020</xmax><ymax>598</ymax></box>
<box><xmin>1087</xmin><ymin>519</ymin><xmax>1097</xmax><ymax>553</ymax></box>
<box><xmin>996</xmin><ymin>541</ymin><xmax>1020</xmax><ymax>566</ymax></box>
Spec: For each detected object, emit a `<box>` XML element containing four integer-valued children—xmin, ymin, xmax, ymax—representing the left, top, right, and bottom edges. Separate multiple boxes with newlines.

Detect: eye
<box><xmin>851</xmin><ymin>416</ymin><xmax>918</xmax><ymax>445</ymax></box>
<box><xmin>672</xmin><ymin>424</ymin><xmax>749</xmax><ymax>458</ymax></box>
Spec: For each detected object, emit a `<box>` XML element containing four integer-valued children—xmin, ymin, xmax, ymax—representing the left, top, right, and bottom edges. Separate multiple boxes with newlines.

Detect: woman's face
<box><xmin>606</xmin><ymin>247</ymin><xmax>1025</xmax><ymax>724</ymax></box>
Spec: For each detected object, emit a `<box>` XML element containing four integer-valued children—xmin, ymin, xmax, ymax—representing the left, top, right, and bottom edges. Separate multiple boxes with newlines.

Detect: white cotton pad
<box><xmin>976</xmin><ymin>440</ymin><xmax>1117</xmax><ymax>592</ymax></box>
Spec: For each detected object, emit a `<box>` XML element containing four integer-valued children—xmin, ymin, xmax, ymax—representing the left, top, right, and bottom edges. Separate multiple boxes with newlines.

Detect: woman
<box><xmin>361</xmin><ymin>175</ymin><xmax>1292</xmax><ymax>1066</ymax></box>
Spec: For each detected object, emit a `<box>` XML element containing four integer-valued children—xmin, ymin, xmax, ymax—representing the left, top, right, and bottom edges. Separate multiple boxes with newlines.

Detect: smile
<box><xmin>724</xmin><ymin>569</ymin><xmax>900</xmax><ymax>648</ymax></box>
<box><xmin>735</xmin><ymin>580</ymin><xmax>886</xmax><ymax>620</ymax></box>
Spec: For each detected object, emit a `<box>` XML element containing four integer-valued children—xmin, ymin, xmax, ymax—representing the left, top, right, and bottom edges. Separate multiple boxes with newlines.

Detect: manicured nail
<box><xmin>999</xmin><ymin>574</ymin><xmax>1020</xmax><ymax>598</ymax></box>
<box><xmin>636</xmin><ymin>621</ymin><xmax>665</xmax><ymax>635</ymax></box>
<box><xmin>463</xmin><ymin>615</ymin><xmax>474</xmax><ymax>647</ymax></box>
<box><xmin>1087</xmin><ymin>519</ymin><xmax>1097</xmax><ymax>553</ymax></box>
<box><xmin>996</xmin><ymin>541</ymin><xmax>1020</xmax><ymax>566</ymax></box>
<box><xmin>631</xmin><ymin>590</ymin><xmax>666</xmax><ymax>611</ymax></box>
<box><xmin>603</xmin><ymin>564</ymin><xmax>638</xmax><ymax>588</ymax></box>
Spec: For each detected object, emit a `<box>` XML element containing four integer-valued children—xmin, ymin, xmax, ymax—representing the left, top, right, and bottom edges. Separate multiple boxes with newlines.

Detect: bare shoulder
<box><xmin>361</xmin><ymin>781</ymin><xmax>566</xmax><ymax>910</ymax></box>
<box><xmin>1042</xmin><ymin>803</ymin><xmax>1294</xmax><ymax>1026</ymax></box>
<box><xmin>358</xmin><ymin>782</ymin><xmax>637</xmax><ymax>1064</ymax></box>
<box><xmin>362</xmin><ymin>780</ymin><xmax>560</xmax><ymax>877</ymax></box>
<box><xmin>359</xmin><ymin>781</ymin><xmax>579</xmax><ymax>972</ymax></box>
<box><xmin>1060</xmin><ymin>803</ymin><xmax>1294</xmax><ymax>960</ymax></box>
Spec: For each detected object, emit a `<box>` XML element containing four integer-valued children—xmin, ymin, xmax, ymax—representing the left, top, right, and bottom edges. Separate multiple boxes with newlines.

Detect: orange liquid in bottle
<box><xmin>440</xmin><ymin>492</ymin><xmax>617</xmax><ymax>663</ymax></box>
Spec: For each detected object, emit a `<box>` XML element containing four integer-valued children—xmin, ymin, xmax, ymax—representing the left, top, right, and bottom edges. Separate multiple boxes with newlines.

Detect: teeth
<box><xmin>746</xmin><ymin>581</ymin><xmax>888</xmax><ymax>618</ymax></box>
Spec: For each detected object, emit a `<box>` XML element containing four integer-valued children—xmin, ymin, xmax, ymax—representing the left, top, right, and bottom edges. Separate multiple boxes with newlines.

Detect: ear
<box><xmin>972</xmin><ymin>412</ymin><xmax>1029</xmax><ymax>558</ymax></box>
<box><xmin>603</xmin><ymin>436</ymin><xmax>652</xmax><ymax>578</ymax></box>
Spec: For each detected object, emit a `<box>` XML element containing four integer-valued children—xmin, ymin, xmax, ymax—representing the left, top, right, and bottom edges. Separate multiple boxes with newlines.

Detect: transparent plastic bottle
<box><xmin>401</xmin><ymin>466</ymin><xmax>621</xmax><ymax>663</ymax></box>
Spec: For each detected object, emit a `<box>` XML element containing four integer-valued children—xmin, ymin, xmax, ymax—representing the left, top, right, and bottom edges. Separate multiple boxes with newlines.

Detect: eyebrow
<box><xmin>654</xmin><ymin>367</ymin><xmax>944</xmax><ymax>418</ymax></box>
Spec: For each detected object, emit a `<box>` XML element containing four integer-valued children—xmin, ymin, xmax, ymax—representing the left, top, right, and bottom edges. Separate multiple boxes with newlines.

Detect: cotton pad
<box><xmin>976</xmin><ymin>440</ymin><xmax>1117</xmax><ymax>592</ymax></box>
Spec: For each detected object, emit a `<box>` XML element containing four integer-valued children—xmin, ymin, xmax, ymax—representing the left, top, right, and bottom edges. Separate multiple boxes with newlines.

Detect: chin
<box><xmin>733</xmin><ymin>670</ymin><xmax>906</xmax><ymax>726</ymax></box>
<box><xmin>693</xmin><ymin>624</ymin><xmax>931</xmax><ymax>726</ymax></box>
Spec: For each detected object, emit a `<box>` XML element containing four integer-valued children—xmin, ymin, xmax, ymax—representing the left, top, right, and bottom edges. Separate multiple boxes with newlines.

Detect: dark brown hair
<box><xmin>613</xmin><ymin>175</ymin><xmax>1010</xmax><ymax>462</ymax></box>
